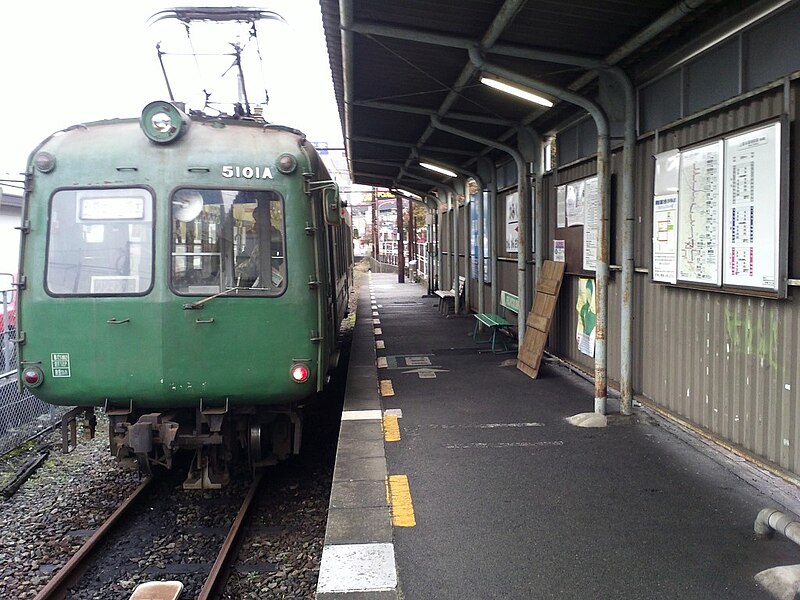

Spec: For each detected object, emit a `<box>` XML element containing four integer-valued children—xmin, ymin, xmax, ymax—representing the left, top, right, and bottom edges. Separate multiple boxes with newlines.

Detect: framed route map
<box><xmin>651</xmin><ymin>119</ymin><xmax>787</xmax><ymax>298</ymax></box>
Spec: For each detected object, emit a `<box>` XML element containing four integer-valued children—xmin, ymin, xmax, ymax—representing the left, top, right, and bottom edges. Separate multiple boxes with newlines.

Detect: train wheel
<box><xmin>248</xmin><ymin>422</ymin><xmax>277</xmax><ymax>472</ymax></box>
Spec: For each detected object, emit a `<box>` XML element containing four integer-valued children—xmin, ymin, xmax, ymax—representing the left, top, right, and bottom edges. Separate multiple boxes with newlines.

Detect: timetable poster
<box><xmin>722</xmin><ymin>122</ymin><xmax>781</xmax><ymax>290</ymax></box>
<box><xmin>505</xmin><ymin>192</ymin><xmax>519</xmax><ymax>253</ymax></box>
<box><xmin>556</xmin><ymin>184</ymin><xmax>566</xmax><ymax>228</ymax></box>
<box><xmin>677</xmin><ymin>140</ymin><xmax>723</xmax><ymax>285</ymax></box>
<box><xmin>582</xmin><ymin>176</ymin><xmax>599</xmax><ymax>272</ymax></box>
<box><xmin>652</xmin><ymin>194</ymin><xmax>678</xmax><ymax>283</ymax></box>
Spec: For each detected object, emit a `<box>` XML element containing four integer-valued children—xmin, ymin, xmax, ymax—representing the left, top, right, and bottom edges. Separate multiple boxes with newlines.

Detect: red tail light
<box><xmin>290</xmin><ymin>363</ymin><xmax>310</xmax><ymax>383</ymax></box>
<box><xmin>22</xmin><ymin>366</ymin><xmax>44</xmax><ymax>388</ymax></box>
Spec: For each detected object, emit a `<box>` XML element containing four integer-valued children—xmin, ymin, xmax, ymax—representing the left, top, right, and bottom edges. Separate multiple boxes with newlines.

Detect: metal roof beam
<box><xmin>345</xmin><ymin>20</ymin><xmax>605</xmax><ymax>69</ymax></box>
<box><xmin>343</xmin><ymin>0</ymin><xmax>528</xmax><ymax>190</ymax></box>
<box><xmin>352</xmin><ymin>135</ymin><xmax>478</xmax><ymax>157</ymax></box>
<box><xmin>353</xmin><ymin>100</ymin><xmax>515</xmax><ymax>126</ymax></box>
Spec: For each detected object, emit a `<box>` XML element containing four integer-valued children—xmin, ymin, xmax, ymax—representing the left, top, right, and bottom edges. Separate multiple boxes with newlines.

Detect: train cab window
<box><xmin>170</xmin><ymin>188</ymin><xmax>286</xmax><ymax>296</ymax></box>
<box><xmin>46</xmin><ymin>189</ymin><xmax>154</xmax><ymax>295</ymax></box>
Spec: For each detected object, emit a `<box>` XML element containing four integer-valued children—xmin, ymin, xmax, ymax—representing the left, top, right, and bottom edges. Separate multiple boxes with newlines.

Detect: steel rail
<box><xmin>33</xmin><ymin>476</ymin><xmax>153</xmax><ymax>600</ymax></box>
<box><xmin>197</xmin><ymin>472</ymin><xmax>265</xmax><ymax>600</ymax></box>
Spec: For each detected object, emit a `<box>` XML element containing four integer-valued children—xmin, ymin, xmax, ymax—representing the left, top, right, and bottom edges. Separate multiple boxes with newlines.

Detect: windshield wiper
<box><xmin>183</xmin><ymin>286</ymin><xmax>243</xmax><ymax>310</ymax></box>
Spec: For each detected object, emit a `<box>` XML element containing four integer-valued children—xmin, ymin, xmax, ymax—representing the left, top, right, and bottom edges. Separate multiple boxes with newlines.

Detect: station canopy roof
<box><xmin>319</xmin><ymin>0</ymin><xmax>751</xmax><ymax>194</ymax></box>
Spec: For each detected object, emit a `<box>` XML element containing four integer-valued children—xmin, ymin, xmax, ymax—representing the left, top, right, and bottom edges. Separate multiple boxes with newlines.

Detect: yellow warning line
<box><xmin>386</xmin><ymin>475</ymin><xmax>416</xmax><ymax>527</ymax></box>
<box><xmin>379</xmin><ymin>379</ymin><xmax>394</xmax><ymax>396</ymax></box>
<box><xmin>383</xmin><ymin>415</ymin><xmax>400</xmax><ymax>442</ymax></box>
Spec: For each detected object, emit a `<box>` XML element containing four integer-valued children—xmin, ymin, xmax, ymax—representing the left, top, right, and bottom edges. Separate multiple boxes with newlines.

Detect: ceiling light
<box><xmin>480</xmin><ymin>76</ymin><xmax>554</xmax><ymax>108</ymax></box>
<box><xmin>420</xmin><ymin>162</ymin><xmax>458</xmax><ymax>178</ymax></box>
<box><xmin>394</xmin><ymin>189</ymin><xmax>421</xmax><ymax>200</ymax></box>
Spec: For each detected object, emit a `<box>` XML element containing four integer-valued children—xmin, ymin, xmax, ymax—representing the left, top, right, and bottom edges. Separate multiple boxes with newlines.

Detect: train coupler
<box><xmin>183</xmin><ymin>447</ymin><xmax>229</xmax><ymax>490</ymax></box>
<box><xmin>127</xmin><ymin>413</ymin><xmax>179</xmax><ymax>472</ymax></box>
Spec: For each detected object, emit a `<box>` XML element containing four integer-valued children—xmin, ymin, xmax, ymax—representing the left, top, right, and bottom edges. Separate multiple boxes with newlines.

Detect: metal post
<box><xmin>397</xmin><ymin>194</ymin><xmax>405</xmax><ymax>282</ymax></box>
<box><xmin>452</xmin><ymin>187</ymin><xmax>460</xmax><ymax>314</ymax></box>
<box><xmin>611</xmin><ymin>65</ymin><xmax>636</xmax><ymax>417</ymax></box>
<box><xmin>477</xmin><ymin>180</ymin><xmax>486</xmax><ymax>316</ymax></box>
<box><xmin>372</xmin><ymin>189</ymin><xmax>379</xmax><ymax>262</ymax></box>
<box><xmin>408</xmin><ymin>196</ymin><xmax>415</xmax><ymax>274</ymax></box>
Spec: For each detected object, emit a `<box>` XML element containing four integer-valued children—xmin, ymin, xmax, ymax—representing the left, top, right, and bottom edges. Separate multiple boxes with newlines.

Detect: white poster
<box><xmin>654</xmin><ymin>149</ymin><xmax>680</xmax><ymax>196</ymax></box>
<box><xmin>566</xmin><ymin>181</ymin><xmax>584</xmax><ymax>226</ymax></box>
<box><xmin>582</xmin><ymin>176</ymin><xmax>599</xmax><ymax>272</ymax></box>
<box><xmin>677</xmin><ymin>140</ymin><xmax>723</xmax><ymax>285</ymax></box>
<box><xmin>723</xmin><ymin>122</ymin><xmax>781</xmax><ymax>290</ymax></box>
<box><xmin>505</xmin><ymin>192</ymin><xmax>519</xmax><ymax>253</ymax></box>
<box><xmin>556</xmin><ymin>185</ymin><xmax>566</xmax><ymax>228</ymax></box>
<box><xmin>652</xmin><ymin>194</ymin><xmax>678</xmax><ymax>283</ymax></box>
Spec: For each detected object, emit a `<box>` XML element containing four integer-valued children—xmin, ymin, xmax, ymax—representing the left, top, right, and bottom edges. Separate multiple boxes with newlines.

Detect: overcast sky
<box><xmin>0</xmin><ymin>0</ymin><xmax>343</xmax><ymax>179</ymax></box>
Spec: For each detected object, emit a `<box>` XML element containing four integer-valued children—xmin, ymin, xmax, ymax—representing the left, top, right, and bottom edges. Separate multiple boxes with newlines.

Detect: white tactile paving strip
<box><xmin>317</xmin><ymin>543</ymin><xmax>398</xmax><ymax>593</ymax></box>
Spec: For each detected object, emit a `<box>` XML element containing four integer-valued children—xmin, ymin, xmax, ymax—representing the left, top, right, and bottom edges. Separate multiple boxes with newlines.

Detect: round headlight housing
<box><xmin>290</xmin><ymin>362</ymin><xmax>310</xmax><ymax>384</ymax></box>
<box><xmin>276</xmin><ymin>153</ymin><xmax>297</xmax><ymax>174</ymax></box>
<box><xmin>22</xmin><ymin>365</ymin><xmax>44</xmax><ymax>388</ymax></box>
<box><xmin>140</xmin><ymin>101</ymin><xmax>190</xmax><ymax>144</ymax></box>
<box><xmin>33</xmin><ymin>151</ymin><xmax>56</xmax><ymax>173</ymax></box>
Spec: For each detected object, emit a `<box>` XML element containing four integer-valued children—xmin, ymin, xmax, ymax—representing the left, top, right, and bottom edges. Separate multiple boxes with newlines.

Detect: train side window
<box><xmin>46</xmin><ymin>189</ymin><xmax>154</xmax><ymax>296</ymax></box>
<box><xmin>170</xmin><ymin>188</ymin><xmax>286</xmax><ymax>296</ymax></box>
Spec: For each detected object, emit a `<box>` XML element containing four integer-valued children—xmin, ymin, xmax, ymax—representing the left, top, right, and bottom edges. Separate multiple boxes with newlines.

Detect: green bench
<box><xmin>472</xmin><ymin>290</ymin><xmax>519</xmax><ymax>352</ymax></box>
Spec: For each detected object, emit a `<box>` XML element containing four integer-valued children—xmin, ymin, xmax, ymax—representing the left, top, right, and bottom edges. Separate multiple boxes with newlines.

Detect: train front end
<box><xmin>17</xmin><ymin>102</ymin><xmax>342</xmax><ymax>486</ymax></box>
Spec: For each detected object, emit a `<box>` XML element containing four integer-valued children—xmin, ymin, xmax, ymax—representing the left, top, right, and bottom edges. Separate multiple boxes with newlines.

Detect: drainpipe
<box><xmin>476</xmin><ymin>156</ymin><xmax>494</xmax><ymax>316</ymax></box>
<box><xmin>611</xmin><ymin>65</ymin><xmax>636</xmax><ymax>417</ymax></box>
<box><xmin>755</xmin><ymin>508</ymin><xmax>800</xmax><ymax>548</ymax></box>
<box><xmin>430</xmin><ymin>115</ymin><xmax>530</xmax><ymax>346</ymax></box>
<box><xmin>470</xmin><ymin>49</ymin><xmax>610</xmax><ymax>414</ymax></box>
<box><xmin>427</xmin><ymin>201</ymin><xmax>435</xmax><ymax>294</ymax></box>
<box><xmin>488</xmin><ymin>162</ymin><xmax>499</xmax><ymax>314</ymax></box>
<box><xmin>516</xmin><ymin>126</ymin><xmax>544</xmax><ymax>301</ymax></box>
<box><xmin>453</xmin><ymin>184</ymin><xmax>460</xmax><ymax>313</ymax></box>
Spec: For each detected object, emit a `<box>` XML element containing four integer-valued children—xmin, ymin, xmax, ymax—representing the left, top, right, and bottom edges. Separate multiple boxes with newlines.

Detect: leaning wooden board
<box><xmin>517</xmin><ymin>260</ymin><xmax>565</xmax><ymax>379</ymax></box>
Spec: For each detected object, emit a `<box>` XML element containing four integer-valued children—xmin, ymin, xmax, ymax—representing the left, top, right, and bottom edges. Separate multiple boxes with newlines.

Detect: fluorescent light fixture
<box><xmin>480</xmin><ymin>76</ymin><xmax>554</xmax><ymax>108</ymax></box>
<box><xmin>419</xmin><ymin>162</ymin><xmax>458</xmax><ymax>178</ymax></box>
<box><xmin>395</xmin><ymin>188</ymin><xmax>421</xmax><ymax>200</ymax></box>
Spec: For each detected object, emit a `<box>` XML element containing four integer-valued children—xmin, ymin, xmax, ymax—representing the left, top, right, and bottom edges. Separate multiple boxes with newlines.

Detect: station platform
<box><xmin>317</xmin><ymin>272</ymin><xmax>800</xmax><ymax>600</ymax></box>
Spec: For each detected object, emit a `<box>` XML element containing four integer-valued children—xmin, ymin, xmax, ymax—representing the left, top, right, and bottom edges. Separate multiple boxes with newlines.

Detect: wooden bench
<box><xmin>435</xmin><ymin>276</ymin><xmax>465</xmax><ymax>316</ymax></box>
<box><xmin>472</xmin><ymin>290</ymin><xmax>519</xmax><ymax>352</ymax></box>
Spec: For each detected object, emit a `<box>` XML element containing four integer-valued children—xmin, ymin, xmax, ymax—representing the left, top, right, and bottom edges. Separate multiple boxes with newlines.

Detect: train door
<box><xmin>163</xmin><ymin>188</ymin><xmax>296</xmax><ymax>401</ymax></box>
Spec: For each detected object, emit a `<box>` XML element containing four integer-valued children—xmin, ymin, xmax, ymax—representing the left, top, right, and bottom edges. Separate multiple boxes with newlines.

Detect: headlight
<box><xmin>140</xmin><ymin>101</ymin><xmax>190</xmax><ymax>144</ymax></box>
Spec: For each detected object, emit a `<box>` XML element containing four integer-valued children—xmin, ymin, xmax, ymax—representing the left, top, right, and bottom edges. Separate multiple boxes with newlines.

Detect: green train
<box><xmin>16</xmin><ymin>100</ymin><xmax>352</xmax><ymax>487</ymax></box>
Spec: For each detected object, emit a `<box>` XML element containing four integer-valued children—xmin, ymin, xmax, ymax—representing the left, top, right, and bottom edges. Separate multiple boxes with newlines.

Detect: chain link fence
<box><xmin>0</xmin><ymin>287</ymin><xmax>68</xmax><ymax>456</ymax></box>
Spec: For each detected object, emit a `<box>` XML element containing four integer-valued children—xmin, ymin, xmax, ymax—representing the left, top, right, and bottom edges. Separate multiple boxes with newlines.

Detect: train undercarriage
<box><xmin>70</xmin><ymin>403</ymin><xmax>305</xmax><ymax>489</ymax></box>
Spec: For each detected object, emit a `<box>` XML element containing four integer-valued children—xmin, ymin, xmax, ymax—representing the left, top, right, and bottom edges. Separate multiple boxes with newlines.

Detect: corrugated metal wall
<box><xmin>547</xmin><ymin>81</ymin><xmax>800</xmax><ymax>476</ymax></box>
<box><xmin>435</xmin><ymin>74</ymin><xmax>800</xmax><ymax>478</ymax></box>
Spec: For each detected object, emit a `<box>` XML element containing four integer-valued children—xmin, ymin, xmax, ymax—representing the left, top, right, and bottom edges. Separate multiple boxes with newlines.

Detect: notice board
<box><xmin>554</xmin><ymin>175</ymin><xmax>601</xmax><ymax>275</ymax></box>
<box><xmin>650</xmin><ymin>120</ymin><xmax>787</xmax><ymax>297</ymax></box>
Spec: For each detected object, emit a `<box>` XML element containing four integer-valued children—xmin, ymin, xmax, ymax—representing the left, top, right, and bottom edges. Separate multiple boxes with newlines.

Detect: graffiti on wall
<box><xmin>724</xmin><ymin>307</ymin><xmax>780</xmax><ymax>370</ymax></box>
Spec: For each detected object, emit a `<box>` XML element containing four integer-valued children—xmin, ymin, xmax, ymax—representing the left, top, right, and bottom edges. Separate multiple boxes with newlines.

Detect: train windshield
<box><xmin>171</xmin><ymin>188</ymin><xmax>286</xmax><ymax>296</ymax></box>
<box><xmin>46</xmin><ymin>189</ymin><xmax>154</xmax><ymax>295</ymax></box>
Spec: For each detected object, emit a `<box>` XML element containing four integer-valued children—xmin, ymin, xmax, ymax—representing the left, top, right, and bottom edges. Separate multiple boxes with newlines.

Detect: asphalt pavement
<box><xmin>318</xmin><ymin>272</ymin><xmax>800</xmax><ymax>600</ymax></box>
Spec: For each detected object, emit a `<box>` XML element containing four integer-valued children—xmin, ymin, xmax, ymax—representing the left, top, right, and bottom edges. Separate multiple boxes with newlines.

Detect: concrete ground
<box><xmin>318</xmin><ymin>273</ymin><xmax>800</xmax><ymax>600</ymax></box>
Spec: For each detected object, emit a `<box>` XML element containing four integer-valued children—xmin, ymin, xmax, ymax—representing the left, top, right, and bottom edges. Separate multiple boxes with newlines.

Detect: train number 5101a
<box><xmin>222</xmin><ymin>165</ymin><xmax>274</xmax><ymax>179</ymax></box>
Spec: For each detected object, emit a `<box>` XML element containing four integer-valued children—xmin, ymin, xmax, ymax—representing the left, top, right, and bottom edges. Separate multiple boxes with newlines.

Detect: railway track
<box><xmin>31</xmin><ymin>470</ymin><xmax>270</xmax><ymax>600</ymax></box>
